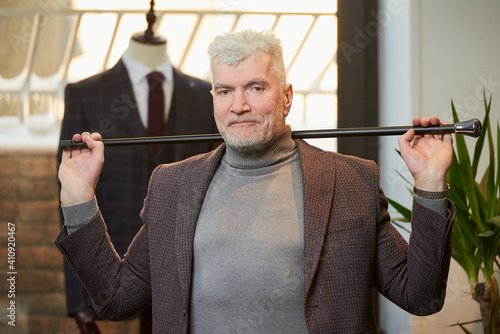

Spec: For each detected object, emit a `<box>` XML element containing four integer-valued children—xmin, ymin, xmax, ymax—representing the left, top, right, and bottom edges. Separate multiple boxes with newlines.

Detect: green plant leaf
<box><xmin>472</xmin><ymin>91</ymin><xmax>491</xmax><ymax>176</ymax></box>
<box><xmin>478</xmin><ymin>230</ymin><xmax>494</xmax><ymax>237</ymax></box>
<box><xmin>486</xmin><ymin>215</ymin><xmax>500</xmax><ymax>228</ymax></box>
<box><xmin>395</xmin><ymin>170</ymin><xmax>414</xmax><ymax>189</ymax></box>
<box><xmin>485</xmin><ymin>106</ymin><xmax>496</xmax><ymax>219</ymax></box>
<box><xmin>479</xmin><ymin>166</ymin><xmax>491</xmax><ymax>199</ymax></box>
<box><xmin>387</xmin><ymin>198</ymin><xmax>412</xmax><ymax>222</ymax></box>
<box><xmin>475</xmin><ymin>182</ymin><xmax>487</xmax><ymax>223</ymax></box>
<box><xmin>458</xmin><ymin>324</ymin><xmax>473</xmax><ymax>334</ymax></box>
<box><xmin>488</xmin><ymin>275</ymin><xmax>499</xmax><ymax>333</ymax></box>
<box><xmin>447</xmin><ymin>318</ymin><xmax>484</xmax><ymax>331</ymax></box>
<box><xmin>452</xmin><ymin>101</ymin><xmax>484</xmax><ymax>231</ymax></box>
<box><xmin>496</xmin><ymin>122</ymin><xmax>500</xmax><ymax>216</ymax></box>
<box><xmin>390</xmin><ymin>221</ymin><xmax>411</xmax><ymax>234</ymax></box>
<box><xmin>448</xmin><ymin>151</ymin><xmax>468</xmax><ymax>211</ymax></box>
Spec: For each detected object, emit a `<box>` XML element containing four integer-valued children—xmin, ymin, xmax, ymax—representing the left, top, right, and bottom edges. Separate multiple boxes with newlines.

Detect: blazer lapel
<box><xmin>296</xmin><ymin>140</ymin><xmax>337</xmax><ymax>297</ymax></box>
<box><xmin>175</xmin><ymin>145</ymin><xmax>226</xmax><ymax>296</ymax></box>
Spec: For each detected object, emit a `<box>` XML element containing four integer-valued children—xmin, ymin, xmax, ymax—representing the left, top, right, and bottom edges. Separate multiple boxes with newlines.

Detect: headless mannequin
<box><xmin>124</xmin><ymin>36</ymin><xmax>169</xmax><ymax>71</ymax></box>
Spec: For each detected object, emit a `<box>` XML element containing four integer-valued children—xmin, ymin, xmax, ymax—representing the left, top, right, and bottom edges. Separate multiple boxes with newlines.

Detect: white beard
<box><xmin>220</xmin><ymin>111</ymin><xmax>285</xmax><ymax>151</ymax></box>
<box><xmin>224</xmin><ymin>125</ymin><xmax>268</xmax><ymax>151</ymax></box>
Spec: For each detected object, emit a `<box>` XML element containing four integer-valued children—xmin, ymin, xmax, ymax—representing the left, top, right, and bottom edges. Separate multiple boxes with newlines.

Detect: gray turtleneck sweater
<box><xmin>190</xmin><ymin>126</ymin><xmax>308</xmax><ymax>333</ymax></box>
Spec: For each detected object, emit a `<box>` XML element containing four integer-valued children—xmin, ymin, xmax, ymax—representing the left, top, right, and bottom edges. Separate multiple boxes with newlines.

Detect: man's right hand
<box><xmin>74</xmin><ymin>310</ymin><xmax>101</xmax><ymax>334</ymax></box>
<box><xmin>59</xmin><ymin>132</ymin><xmax>104</xmax><ymax>206</ymax></box>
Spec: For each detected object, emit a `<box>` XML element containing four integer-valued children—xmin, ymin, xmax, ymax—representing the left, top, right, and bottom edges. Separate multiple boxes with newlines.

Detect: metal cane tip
<box><xmin>471</xmin><ymin>118</ymin><xmax>482</xmax><ymax>138</ymax></box>
<box><xmin>455</xmin><ymin>118</ymin><xmax>482</xmax><ymax>138</ymax></box>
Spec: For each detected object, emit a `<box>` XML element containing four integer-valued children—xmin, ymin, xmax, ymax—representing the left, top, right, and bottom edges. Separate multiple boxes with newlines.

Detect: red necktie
<box><xmin>147</xmin><ymin>71</ymin><xmax>165</xmax><ymax>137</ymax></box>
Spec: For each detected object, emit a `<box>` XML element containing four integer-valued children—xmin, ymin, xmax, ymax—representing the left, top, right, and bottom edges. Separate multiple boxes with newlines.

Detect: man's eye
<box><xmin>252</xmin><ymin>86</ymin><xmax>263</xmax><ymax>92</ymax></box>
<box><xmin>217</xmin><ymin>90</ymin><xmax>230</xmax><ymax>95</ymax></box>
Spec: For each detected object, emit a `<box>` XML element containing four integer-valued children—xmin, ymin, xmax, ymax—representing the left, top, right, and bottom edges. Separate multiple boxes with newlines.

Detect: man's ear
<box><xmin>283</xmin><ymin>83</ymin><xmax>293</xmax><ymax>115</ymax></box>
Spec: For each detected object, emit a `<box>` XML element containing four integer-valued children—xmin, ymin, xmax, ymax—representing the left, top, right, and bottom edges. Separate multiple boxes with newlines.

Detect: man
<box><xmin>56</xmin><ymin>30</ymin><xmax>455</xmax><ymax>333</ymax></box>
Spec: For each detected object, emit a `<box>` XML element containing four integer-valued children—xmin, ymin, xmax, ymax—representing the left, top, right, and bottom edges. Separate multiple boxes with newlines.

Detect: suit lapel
<box><xmin>175</xmin><ymin>145</ymin><xmax>225</xmax><ymax>296</ymax></box>
<box><xmin>296</xmin><ymin>140</ymin><xmax>337</xmax><ymax>297</ymax></box>
<box><xmin>106</xmin><ymin>59</ymin><xmax>146</xmax><ymax>138</ymax></box>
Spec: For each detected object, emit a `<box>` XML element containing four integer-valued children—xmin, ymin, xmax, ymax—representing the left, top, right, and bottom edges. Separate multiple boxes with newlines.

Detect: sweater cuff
<box><xmin>414</xmin><ymin>196</ymin><xmax>449</xmax><ymax>218</ymax></box>
<box><xmin>62</xmin><ymin>197</ymin><xmax>99</xmax><ymax>235</ymax></box>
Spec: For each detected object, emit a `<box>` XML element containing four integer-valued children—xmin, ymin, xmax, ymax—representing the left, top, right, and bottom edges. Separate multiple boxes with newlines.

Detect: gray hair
<box><xmin>207</xmin><ymin>30</ymin><xmax>287</xmax><ymax>87</ymax></box>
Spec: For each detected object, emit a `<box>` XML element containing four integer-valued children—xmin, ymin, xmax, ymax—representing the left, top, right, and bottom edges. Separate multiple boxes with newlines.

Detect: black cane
<box><xmin>60</xmin><ymin>118</ymin><xmax>482</xmax><ymax>150</ymax></box>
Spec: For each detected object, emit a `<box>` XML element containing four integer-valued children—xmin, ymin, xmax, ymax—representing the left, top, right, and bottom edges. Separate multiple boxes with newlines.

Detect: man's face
<box><xmin>211</xmin><ymin>52</ymin><xmax>293</xmax><ymax>151</ymax></box>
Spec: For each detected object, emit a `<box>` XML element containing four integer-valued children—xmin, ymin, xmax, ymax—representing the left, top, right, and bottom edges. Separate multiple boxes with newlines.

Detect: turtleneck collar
<box><xmin>223</xmin><ymin>125</ymin><xmax>296</xmax><ymax>169</ymax></box>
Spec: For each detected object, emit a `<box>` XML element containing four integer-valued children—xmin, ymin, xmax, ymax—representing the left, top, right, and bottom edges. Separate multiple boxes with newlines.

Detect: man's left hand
<box><xmin>398</xmin><ymin>116</ymin><xmax>453</xmax><ymax>191</ymax></box>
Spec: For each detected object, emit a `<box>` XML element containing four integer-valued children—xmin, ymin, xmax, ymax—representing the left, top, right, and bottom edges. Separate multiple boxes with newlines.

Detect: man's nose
<box><xmin>230</xmin><ymin>89</ymin><xmax>250</xmax><ymax>114</ymax></box>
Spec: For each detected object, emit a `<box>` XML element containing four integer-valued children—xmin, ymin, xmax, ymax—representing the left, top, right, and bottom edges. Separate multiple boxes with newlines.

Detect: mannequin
<box><xmin>124</xmin><ymin>37</ymin><xmax>169</xmax><ymax>71</ymax></box>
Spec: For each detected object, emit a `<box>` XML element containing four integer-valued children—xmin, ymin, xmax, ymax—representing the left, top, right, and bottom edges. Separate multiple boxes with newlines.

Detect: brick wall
<box><xmin>0</xmin><ymin>150</ymin><xmax>139</xmax><ymax>334</ymax></box>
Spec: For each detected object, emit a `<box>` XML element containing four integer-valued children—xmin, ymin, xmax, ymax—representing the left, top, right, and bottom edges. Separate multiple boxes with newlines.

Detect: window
<box><xmin>0</xmin><ymin>1</ymin><xmax>337</xmax><ymax>150</ymax></box>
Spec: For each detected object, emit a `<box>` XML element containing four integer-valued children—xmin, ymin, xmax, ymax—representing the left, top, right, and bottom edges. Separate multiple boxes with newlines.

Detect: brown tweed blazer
<box><xmin>55</xmin><ymin>139</ymin><xmax>454</xmax><ymax>334</ymax></box>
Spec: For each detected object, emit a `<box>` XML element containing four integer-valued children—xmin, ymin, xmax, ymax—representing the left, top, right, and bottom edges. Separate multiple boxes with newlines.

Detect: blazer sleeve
<box><xmin>373</xmin><ymin>187</ymin><xmax>455</xmax><ymax>315</ymax></box>
<box><xmin>58</xmin><ymin>83</ymin><xmax>97</xmax><ymax>315</ymax></box>
<box><xmin>54</xmin><ymin>211</ymin><xmax>152</xmax><ymax>320</ymax></box>
<box><xmin>56</xmin><ymin>99</ymin><xmax>150</xmax><ymax>319</ymax></box>
<box><xmin>304</xmin><ymin>149</ymin><xmax>456</xmax><ymax>332</ymax></box>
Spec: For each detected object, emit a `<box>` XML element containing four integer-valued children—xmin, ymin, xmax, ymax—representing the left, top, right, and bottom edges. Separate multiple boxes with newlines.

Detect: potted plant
<box><xmin>388</xmin><ymin>92</ymin><xmax>500</xmax><ymax>333</ymax></box>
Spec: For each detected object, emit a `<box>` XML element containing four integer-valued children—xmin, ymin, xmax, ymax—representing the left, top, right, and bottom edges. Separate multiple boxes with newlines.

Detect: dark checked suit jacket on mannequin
<box><xmin>58</xmin><ymin>55</ymin><xmax>218</xmax><ymax>317</ymax></box>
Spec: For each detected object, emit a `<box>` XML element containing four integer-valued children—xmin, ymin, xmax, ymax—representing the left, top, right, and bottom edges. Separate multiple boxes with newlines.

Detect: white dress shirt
<box><xmin>121</xmin><ymin>53</ymin><xmax>174</xmax><ymax>130</ymax></box>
